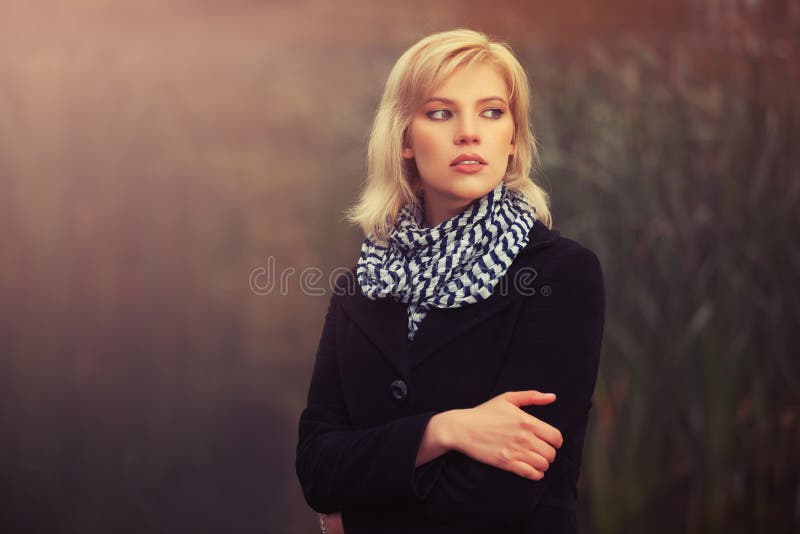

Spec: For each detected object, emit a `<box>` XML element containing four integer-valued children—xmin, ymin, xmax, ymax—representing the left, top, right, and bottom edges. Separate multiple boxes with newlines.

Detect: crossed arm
<box><xmin>295</xmin><ymin>245</ymin><xmax>605</xmax><ymax>532</ymax></box>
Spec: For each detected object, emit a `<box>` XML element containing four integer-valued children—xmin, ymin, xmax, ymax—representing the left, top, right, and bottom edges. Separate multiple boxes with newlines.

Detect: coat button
<box><xmin>390</xmin><ymin>379</ymin><xmax>408</xmax><ymax>401</ymax></box>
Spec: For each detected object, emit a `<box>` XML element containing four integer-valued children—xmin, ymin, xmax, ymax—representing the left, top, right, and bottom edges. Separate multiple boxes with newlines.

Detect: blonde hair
<box><xmin>344</xmin><ymin>28</ymin><xmax>551</xmax><ymax>242</ymax></box>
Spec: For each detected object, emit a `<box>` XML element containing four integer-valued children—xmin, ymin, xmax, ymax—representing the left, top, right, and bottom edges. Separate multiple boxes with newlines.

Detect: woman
<box><xmin>295</xmin><ymin>28</ymin><xmax>604</xmax><ymax>534</ymax></box>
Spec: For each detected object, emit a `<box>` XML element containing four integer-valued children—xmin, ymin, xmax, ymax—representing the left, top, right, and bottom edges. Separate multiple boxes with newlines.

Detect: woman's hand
<box><xmin>323</xmin><ymin>512</ymin><xmax>344</xmax><ymax>534</ymax></box>
<box><xmin>319</xmin><ymin>392</ymin><xmax>558</xmax><ymax>531</ymax></box>
<box><xmin>444</xmin><ymin>390</ymin><xmax>563</xmax><ymax>481</ymax></box>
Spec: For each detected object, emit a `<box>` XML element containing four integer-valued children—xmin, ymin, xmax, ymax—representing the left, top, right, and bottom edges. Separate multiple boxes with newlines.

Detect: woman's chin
<box><xmin>441</xmin><ymin>182</ymin><xmax>502</xmax><ymax>203</ymax></box>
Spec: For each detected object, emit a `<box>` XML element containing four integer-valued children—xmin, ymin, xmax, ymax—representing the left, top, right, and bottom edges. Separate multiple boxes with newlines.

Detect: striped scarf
<box><xmin>356</xmin><ymin>181</ymin><xmax>536</xmax><ymax>342</ymax></box>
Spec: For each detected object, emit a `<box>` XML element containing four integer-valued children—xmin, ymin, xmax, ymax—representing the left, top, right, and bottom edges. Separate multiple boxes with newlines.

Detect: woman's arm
<box><xmin>414</xmin><ymin>412</ymin><xmax>452</xmax><ymax>467</ymax></box>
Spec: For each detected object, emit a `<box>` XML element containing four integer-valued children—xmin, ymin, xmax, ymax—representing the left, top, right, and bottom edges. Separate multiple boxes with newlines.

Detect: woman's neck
<box><xmin>423</xmin><ymin>196</ymin><xmax>473</xmax><ymax>228</ymax></box>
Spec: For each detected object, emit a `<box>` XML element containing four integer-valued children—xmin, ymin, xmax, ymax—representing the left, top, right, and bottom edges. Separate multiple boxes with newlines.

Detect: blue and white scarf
<box><xmin>356</xmin><ymin>181</ymin><xmax>537</xmax><ymax>342</ymax></box>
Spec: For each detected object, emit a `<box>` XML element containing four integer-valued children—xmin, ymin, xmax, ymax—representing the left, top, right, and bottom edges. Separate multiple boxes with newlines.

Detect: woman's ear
<box><xmin>402</xmin><ymin>126</ymin><xmax>414</xmax><ymax>158</ymax></box>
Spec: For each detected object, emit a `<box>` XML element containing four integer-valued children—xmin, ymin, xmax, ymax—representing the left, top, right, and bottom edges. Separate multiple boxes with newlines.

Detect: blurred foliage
<box><xmin>525</xmin><ymin>37</ymin><xmax>800</xmax><ymax>533</ymax></box>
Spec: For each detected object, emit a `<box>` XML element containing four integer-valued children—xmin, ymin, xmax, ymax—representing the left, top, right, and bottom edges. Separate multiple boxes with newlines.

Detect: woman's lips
<box><xmin>451</xmin><ymin>161</ymin><xmax>486</xmax><ymax>174</ymax></box>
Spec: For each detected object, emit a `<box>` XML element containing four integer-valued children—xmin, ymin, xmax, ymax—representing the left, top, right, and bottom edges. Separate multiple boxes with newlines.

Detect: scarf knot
<box><xmin>357</xmin><ymin>182</ymin><xmax>536</xmax><ymax>342</ymax></box>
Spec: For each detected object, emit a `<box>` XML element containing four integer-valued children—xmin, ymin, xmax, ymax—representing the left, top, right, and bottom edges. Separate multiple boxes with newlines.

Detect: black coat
<box><xmin>295</xmin><ymin>220</ymin><xmax>605</xmax><ymax>533</ymax></box>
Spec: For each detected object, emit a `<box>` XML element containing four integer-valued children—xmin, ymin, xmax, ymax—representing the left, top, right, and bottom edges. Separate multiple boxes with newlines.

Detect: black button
<box><xmin>390</xmin><ymin>379</ymin><xmax>408</xmax><ymax>401</ymax></box>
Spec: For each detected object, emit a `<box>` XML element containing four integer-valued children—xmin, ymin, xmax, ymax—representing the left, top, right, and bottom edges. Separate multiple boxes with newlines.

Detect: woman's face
<box><xmin>402</xmin><ymin>62</ymin><xmax>515</xmax><ymax>226</ymax></box>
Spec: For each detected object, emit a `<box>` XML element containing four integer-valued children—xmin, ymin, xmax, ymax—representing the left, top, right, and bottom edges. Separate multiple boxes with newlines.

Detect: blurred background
<box><xmin>1</xmin><ymin>0</ymin><xmax>798</xmax><ymax>533</ymax></box>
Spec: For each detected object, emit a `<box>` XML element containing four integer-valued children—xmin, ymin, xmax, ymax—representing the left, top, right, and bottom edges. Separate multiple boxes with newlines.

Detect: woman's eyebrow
<box><xmin>423</xmin><ymin>96</ymin><xmax>508</xmax><ymax>106</ymax></box>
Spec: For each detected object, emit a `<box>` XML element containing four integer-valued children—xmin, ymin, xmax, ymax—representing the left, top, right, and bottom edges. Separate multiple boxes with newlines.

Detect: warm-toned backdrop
<box><xmin>1</xmin><ymin>1</ymin><xmax>798</xmax><ymax>533</ymax></box>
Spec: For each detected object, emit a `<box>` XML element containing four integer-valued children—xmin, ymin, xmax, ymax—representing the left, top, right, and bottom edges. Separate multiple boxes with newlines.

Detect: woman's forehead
<box><xmin>421</xmin><ymin>63</ymin><xmax>510</xmax><ymax>104</ymax></box>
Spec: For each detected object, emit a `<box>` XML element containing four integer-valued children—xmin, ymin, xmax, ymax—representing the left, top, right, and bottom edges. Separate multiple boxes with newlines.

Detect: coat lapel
<box><xmin>406</xmin><ymin>286</ymin><xmax>519</xmax><ymax>370</ymax></box>
<box><xmin>337</xmin><ymin>282</ymin><xmax>412</xmax><ymax>375</ymax></box>
<box><xmin>337</xmin><ymin>221</ymin><xmax>560</xmax><ymax>376</ymax></box>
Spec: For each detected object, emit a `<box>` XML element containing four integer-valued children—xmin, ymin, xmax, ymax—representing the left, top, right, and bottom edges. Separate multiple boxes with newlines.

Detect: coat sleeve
<box><xmin>341</xmin><ymin>244</ymin><xmax>605</xmax><ymax>531</ymax></box>
<box><xmin>295</xmin><ymin>287</ymin><xmax>441</xmax><ymax>514</ymax></box>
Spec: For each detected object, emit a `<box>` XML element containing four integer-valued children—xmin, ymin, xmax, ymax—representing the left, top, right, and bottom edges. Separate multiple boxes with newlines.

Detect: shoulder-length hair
<box><xmin>344</xmin><ymin>28</ymin><xmax>551</xmax><ymax>242</ymax></box>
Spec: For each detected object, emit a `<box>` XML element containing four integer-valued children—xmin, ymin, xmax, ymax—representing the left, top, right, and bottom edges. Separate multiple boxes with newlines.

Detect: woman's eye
<box><xmin>426</xmin><ymin>109</ymin><xmax>452</xmax><ymax>120</ymax></box>
<box><xmin>482</xmin><ymin>108</ymin><xmax>505</xmax><ymax>119</ymax></box>
<box><xmin>425</xmin><ymin>108</ymin><xmax>504</xmax><ymax>120</ymax></box>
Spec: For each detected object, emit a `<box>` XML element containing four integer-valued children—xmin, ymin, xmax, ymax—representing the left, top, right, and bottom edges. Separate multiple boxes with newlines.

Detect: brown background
<box><xmin>1</xmin><ymin>1</ymin><xmax>798</xmax><ymax>533</ymax></box>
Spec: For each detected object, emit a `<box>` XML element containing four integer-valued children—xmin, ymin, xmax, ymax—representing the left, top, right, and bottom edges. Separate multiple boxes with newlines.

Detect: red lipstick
<box><xmin>450</xmin><ymin>152</ymin><xmax>487</xmax><ymax>174</ymax></box>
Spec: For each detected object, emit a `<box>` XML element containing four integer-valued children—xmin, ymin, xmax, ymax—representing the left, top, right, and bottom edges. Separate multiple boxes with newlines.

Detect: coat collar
<box><xmin>337</xmin><ymin>220</ymin><xmax>560</xmax><ymax>377</ymax></box>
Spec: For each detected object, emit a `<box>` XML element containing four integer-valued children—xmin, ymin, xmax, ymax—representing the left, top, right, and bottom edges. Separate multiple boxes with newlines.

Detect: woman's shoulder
<box><xmin>512</xmin><ymin>220</ymin><xmax>604</xmax><ymax>289</ymax></box>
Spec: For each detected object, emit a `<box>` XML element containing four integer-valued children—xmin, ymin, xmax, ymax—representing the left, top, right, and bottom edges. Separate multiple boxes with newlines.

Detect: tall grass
<box><xmin>526</xmin><ymin>37</ymin><xmax>800</xmax><ymax>533</ymax></box>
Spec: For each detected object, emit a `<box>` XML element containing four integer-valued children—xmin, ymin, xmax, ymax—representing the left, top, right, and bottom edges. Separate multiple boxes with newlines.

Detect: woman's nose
<box><xmin>454</xmin><ymin>118</ymin><xmax>480</xmax><ymax>145</ymax></box>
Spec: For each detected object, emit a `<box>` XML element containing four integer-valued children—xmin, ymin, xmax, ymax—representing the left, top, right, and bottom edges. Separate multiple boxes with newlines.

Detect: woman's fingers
<box><xmin>521</xmin><ymin>414</ymin><xmax>563</xmax><ymax>450</ymax></box>
<box><xmin>530</xmin><ymin>438</ymin><xmax>557</xmax><ymax>464</ymax></box>
<box><xmin>502</xmin><ymin>390</ymin><xmax>557</xmax><ymax>407</ymax></box>
<box><xmin>457</xmin><ymin>392</ymin><xmax>565</xmax><ymax>481</ymax></box>
<box><xmin>504</xmin><ymin>439</ymin><xmax>553</xmax><ymax>473</ymax></box>
<box><xmin>523</xmin><ymin>447</ymin><xmax>551</xmax><ymax>472</ymax></box>
<box><xmin>507</xmin><ymin>459</ymin><xmax>546</xmax><ymax>481</ymax></box>
<box><xmin>502</xmin><ymin>391</ymin><xmax>563</xmax><ymax>449</ymax></box>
